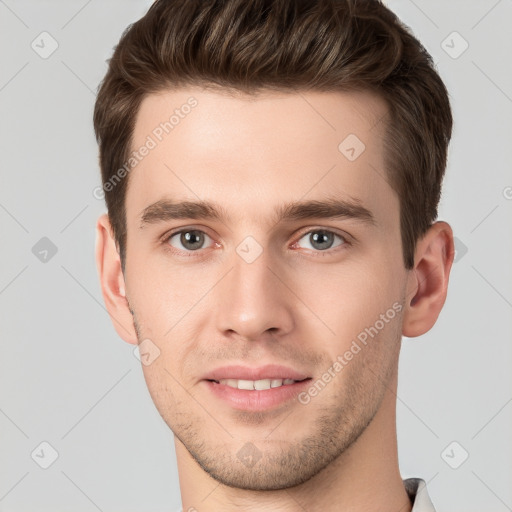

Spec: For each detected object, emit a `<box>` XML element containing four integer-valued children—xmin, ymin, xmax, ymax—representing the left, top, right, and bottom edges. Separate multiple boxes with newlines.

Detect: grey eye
<box><xmin>168</xmin><ymin>230</ymin><xmax>212</xmax><ymax>251</ymax></box>
<box><xmin>296</xmin><ymin>230</ymin><xmax>345</xmax><ymax>251</ymax></box>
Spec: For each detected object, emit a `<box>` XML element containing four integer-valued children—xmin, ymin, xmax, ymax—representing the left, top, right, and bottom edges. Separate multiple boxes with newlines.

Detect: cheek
<box><xmin>292</xmin><ymin>260</ymin><xmax>401</xmax><ymax>338</ymax></box>
<box><xmin>140</xmin><ymin>358</ymin><xmax>184</xmax><ymax>425</ymax></box>
<box><xmin>125</xmin><ymin>254</ymin><xmax>201</xmax><ymax>332</ymax></box>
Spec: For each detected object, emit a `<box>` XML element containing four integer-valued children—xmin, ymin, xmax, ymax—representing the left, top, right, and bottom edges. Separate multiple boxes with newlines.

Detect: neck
<box><xmin>176</xmin><ymin>371</ymin><xmax>412</xmax><ymax>512</ymax></box>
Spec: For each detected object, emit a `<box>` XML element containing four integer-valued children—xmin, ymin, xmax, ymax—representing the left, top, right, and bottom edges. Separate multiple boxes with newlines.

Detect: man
<box><xmin>93</xmin><ymin>0</ymin><xmax>454</xmax><ymax>510</ymax></box>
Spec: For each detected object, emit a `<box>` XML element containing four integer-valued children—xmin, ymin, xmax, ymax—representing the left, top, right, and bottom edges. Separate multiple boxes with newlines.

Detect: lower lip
<box><xmin>203</xmin><ymin>379</ymin><xmax>312</xmax><ymax>411</ymax></box>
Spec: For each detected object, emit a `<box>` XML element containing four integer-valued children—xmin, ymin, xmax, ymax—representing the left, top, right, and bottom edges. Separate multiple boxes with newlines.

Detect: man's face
<box><xmin>122</xmin><ymin>87</ymin><xmax>408</xmax><ymax>489</ymax></box>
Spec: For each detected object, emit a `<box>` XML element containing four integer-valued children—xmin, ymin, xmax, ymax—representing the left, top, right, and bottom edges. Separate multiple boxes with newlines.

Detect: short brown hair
<box><xmin>93</xmin><ymin>0</ymin><xmax>452</xmax><ymax>270</ymax></box>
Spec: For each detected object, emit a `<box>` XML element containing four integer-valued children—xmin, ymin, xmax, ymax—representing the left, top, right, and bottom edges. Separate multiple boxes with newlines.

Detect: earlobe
<box><xmin>402</xmin><ymin>221</ymin><xmax>455</xmax><ymax>338</ymax></box>
<box><xmin>95</xmin><ymin>213</ymin><xmax>138</xmax><ymax>345</ymax></box>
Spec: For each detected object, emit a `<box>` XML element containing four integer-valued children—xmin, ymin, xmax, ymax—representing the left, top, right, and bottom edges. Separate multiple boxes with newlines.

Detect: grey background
<box><xmin>0</xmin><ymin>0</ymin><xmax>511</xmax><ymax>510</ymax></box>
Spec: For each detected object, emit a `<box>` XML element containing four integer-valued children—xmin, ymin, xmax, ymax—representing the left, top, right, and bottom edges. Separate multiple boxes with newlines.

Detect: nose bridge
<box><xmin>214</xmin><ymin>238</ymin><xmax>294</xmax><ymax>339</ymax></box>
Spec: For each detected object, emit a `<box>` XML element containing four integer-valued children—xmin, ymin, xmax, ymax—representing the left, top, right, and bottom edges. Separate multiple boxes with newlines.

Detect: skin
<box><xmin>96</xmin><ymin>87</ymin><xmax>454</xmax><ymax>511</ymax></box>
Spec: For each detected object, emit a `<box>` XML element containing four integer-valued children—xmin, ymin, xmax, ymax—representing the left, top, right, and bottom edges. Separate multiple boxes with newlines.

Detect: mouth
<box><xmin>206</xmin><ymin>377</ymin><xmax>310</xmax><ymax>390</ymax></box>
<box><xmin>201</xmin><ymin>364</ymin><xmax>313</xmax><ymax>411</ymax></box>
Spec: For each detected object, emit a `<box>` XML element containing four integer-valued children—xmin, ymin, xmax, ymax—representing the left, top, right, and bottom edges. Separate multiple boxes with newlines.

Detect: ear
<box><xmin>95</xmin><ymin>213</ymin><xmax>138</xmax><ymax>345</ymax></box>
<box><xmin>402</xmin><ymin>221</ymin><xmax>455</xmax><ymax>337</ymax></box>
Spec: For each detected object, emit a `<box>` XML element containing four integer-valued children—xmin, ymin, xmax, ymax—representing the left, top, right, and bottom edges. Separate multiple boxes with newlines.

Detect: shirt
<box><xmin>403</xmin><ymin>478</ymin><xmax>436</xmax><ymax>511</ymax></box>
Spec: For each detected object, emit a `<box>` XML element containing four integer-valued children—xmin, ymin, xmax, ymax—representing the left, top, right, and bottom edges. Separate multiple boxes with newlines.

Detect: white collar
<box><xmin>404</xmin><ymin>478</ymin><xmax>437</xmax><ymax>511</ymax></box>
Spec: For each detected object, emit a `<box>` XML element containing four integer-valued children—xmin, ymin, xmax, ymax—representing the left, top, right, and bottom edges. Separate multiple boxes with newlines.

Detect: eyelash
<box><xmin>159</xmin><ymin>226</ymin><xmax>352</xmax><ymax>258</ymax></box>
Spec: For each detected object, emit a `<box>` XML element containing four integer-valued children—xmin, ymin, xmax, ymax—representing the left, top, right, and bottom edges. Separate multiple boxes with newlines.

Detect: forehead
<box><xmin>125</xmin><ymin>86</ymin><xmax>397</xmax><ymax>230</ymax></box>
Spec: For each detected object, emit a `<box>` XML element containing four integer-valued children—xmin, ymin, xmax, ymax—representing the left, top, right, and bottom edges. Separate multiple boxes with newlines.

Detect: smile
<box><xmin>209</xmin><ymin>378</ymin><xmax>307</xmax><ymax>390</ymax></box>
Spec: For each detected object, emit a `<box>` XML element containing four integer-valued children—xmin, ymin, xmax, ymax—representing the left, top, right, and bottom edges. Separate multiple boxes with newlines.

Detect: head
<box><xmin>94</xmin><ymin>0</ymin><xmax>454</xmax><ymax>492</ymax></box>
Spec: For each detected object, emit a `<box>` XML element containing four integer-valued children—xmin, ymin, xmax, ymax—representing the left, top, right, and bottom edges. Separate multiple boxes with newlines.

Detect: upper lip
<box><xmin>203</xmin><ymin>364</ymin><xmax>311</xmax><ymax>382</ymax></box>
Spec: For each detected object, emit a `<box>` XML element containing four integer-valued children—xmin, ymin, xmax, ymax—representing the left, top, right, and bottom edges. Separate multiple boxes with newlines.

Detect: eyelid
<box><xmin>294</xmin><ymin>226</ymin><xmax>351</xmax><ymax>242</ymax></box>
<box><xmin>160</xmin><ymin>225</ymin><xmax>213</xmax><ymax>242</ymax></box>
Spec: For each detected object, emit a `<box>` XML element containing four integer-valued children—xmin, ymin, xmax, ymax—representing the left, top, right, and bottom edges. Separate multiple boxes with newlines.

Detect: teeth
<box><xmin>217</xmin><ymin>378</ymin><xmax>299</xmax><ymax>390</ymax></box>
<box><xmin>238</xmin><ymin>379</ymin><xmax>255</xmax><ymax>390</ymax></box>
<box><xmin>254</xmin><ymin>379</ymin><xmax>271</xmax><ymax>390</ymax></box>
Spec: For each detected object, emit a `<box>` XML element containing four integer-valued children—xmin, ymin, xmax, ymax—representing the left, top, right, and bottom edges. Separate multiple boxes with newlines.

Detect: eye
<box><xmin>167</xmin><ymin>229</ymin><xmax>213</xmax><ymax>252</ymax></box>
<box><xmin>294</xmin><ymin>229</ymin><xmax>347</xmax><ymax>252</ymax></box>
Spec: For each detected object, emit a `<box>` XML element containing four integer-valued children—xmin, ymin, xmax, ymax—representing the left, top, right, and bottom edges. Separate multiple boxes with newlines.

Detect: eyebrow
<box><xmin>139</xmin><ymin>196</ymin><xmax>376</xmax><ymax>229</ymax></box>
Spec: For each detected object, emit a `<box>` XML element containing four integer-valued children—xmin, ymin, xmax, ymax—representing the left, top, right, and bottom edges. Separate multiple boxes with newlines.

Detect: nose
<box><xmin>213</xmin><ymin>243</ymin><xmax>295</xmax><ymax>341</ymax></box>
